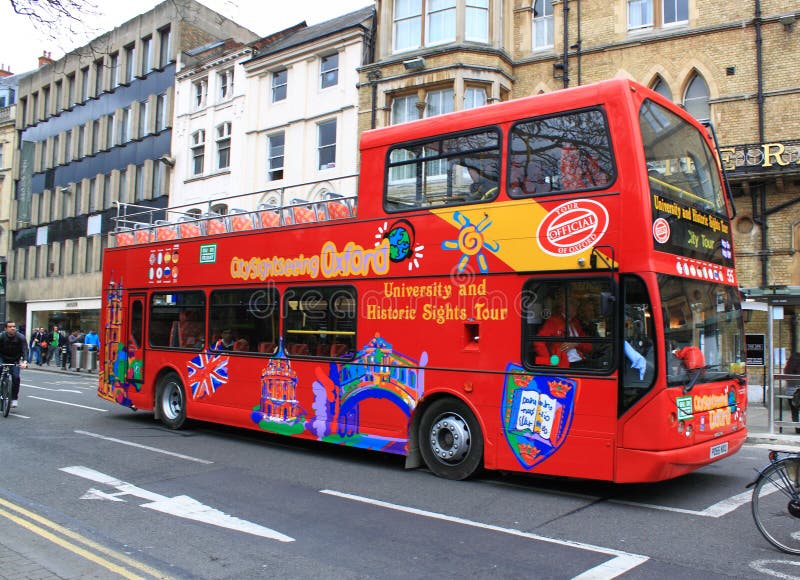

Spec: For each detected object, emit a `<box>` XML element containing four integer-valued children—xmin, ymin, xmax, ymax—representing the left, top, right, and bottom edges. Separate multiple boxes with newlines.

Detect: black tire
<box><xmin>156</xmin><ymin>372</ymin><xmax>187</xmax><ymax>430</ymax></box>
<box><xmin>752</xmin><ymin>457</ymin><xmax>800</xmax><ymax>555</ymax></box>
<box><xmin>0</xmin><ymin>374</ymin><xmax>10</xmax><ymax>418</ymax></box>
<box><xmin>418</xmin><ymin>398</ymin><xmax>483</xmax><ymax>480</ymax></box>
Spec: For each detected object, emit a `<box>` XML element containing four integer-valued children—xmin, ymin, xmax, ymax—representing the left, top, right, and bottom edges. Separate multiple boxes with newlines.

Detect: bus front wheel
<box><xmin>157</xmin><ymin>372</ymin><xmax>187</xmax><ymax>430</ymax></box>
<box><xmin>419</xmin><ymin>398</ymin><xmax>483</xmax><ymax>480</ymax></box>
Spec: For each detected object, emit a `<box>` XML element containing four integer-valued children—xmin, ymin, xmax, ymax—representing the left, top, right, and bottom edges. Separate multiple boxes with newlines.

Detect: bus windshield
<box><xmin>640</xmin><ymin>99</ymin><xmax>726</xmax><ymax>216</ymax></box>
<box><xmin>661</xmin><ymin>275</ymin><xmax>745</xmax><ymax>386</ymax></box>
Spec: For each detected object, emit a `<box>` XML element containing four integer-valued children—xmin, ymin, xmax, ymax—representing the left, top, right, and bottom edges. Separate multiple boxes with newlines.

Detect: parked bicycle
<box><xmin>0</xmin><ymin>363</ymin><xmax>16</xmax><ymax>417</ymax></box>
<box><xmin>750</xmin><ymin>449</ymin><xmax>800</xmax><ymax>555</ymax></box>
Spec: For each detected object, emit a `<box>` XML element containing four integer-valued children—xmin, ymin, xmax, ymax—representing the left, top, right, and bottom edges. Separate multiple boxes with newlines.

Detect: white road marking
<box><xmin>26</xmin><ymin>396</ymin><xmax>107</xmax><ymax>412</ymax></box>
<box><xmin>61</xmin><ymin>466</ymin><xmax>294</xmax><ymax>542</ymax></box>
<box><xmin>23</xmin><ymin>384</ymin><xmax>83</xmax><ymax>394</ymax></box>
<box><xmin>75</xmin><ymin>430</ymin><xmax>213</xmax><ymax>465</ymax></box>
<box><xmin>611</xmin><ymin>488</ymin><xmax>759</xmax><ymax>517</ymax></box>
<box><xmin>750</xmin><ymin>559</ymin><xmax>800</xmax><ymax>579</ymax></box>
<box><xmin>321</xmin><ymin>489</ymin><xmax>648</xmax><ymax>579</ymax></box>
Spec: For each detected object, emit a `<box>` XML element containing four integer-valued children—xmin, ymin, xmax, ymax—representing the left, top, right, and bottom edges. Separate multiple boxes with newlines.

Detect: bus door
<box><xmin>125</xmin><ymin>294</ymin><xmax>146</xmax><ymax>391</ymax></box>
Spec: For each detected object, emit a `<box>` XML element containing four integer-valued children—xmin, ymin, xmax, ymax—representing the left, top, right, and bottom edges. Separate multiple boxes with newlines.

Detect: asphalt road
<box><xmin>0</xmin><ymin>367</ymin><xmax>798</xmax><ymax>579</ymax></box>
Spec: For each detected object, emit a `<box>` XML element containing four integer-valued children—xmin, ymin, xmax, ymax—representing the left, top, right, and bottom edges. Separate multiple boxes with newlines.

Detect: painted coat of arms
<box><xmin>501</xmin><ymin>363</ymin><xmax>578</xmax><ymax>469</ymax></box>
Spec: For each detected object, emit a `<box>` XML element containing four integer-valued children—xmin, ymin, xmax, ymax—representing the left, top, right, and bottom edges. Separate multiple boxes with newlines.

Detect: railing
<box><xmin>0</xmin><ymin>105</ymin><xmax>11</xmax><ymax>123</ymax></box>
<box><xmin>112</xmin><ymin>175</ymin><xmax>359</xmax><ymax>246</ymax></box>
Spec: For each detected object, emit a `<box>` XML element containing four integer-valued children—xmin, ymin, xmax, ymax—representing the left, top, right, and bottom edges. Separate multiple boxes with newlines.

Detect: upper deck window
<box><xmin>508</xmin><ymin>108</ymin><xmax>614</xmax><ymax>196</ymax></box>
<box><xmin>385</xmin><ymin>128</ymin><xmax>500</xmax><ymax>212</ymax></box>
<box><xmin>640</xmin><ymin>99</ymin><xmax>725</xmax><ymax>215</ymax></box>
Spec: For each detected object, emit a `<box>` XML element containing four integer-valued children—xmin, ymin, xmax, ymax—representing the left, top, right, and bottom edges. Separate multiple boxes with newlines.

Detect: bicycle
<box><xmin>0</xmin><ymin>363</ymin><xmax>16</xmax><ymax>418</ymax></box>
<box><xmin>750</xmin><ymin>449</ymin><xmax>800</xmax><ymax>555</ymax></box>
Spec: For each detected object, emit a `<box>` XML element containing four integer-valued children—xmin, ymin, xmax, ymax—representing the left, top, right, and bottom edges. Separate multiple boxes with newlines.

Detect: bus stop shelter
<box><xmin>742</xmin><ymin>286</ymin><xmax>800</xmax><ymax>434</ymax></box>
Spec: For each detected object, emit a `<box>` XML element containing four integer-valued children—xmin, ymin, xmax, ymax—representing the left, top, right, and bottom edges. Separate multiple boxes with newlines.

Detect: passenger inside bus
<box><xmin>466</xmin><ymin>165</ymin><xmax>498</xmax><ymax>200</ymax></box>
<box><xmin>533</xmin><ymin>292</ymin><xmax>592</xmax><ymax>367</ymax></box>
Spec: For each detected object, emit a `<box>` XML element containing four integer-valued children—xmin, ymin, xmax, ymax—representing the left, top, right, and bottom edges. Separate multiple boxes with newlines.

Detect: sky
<box><xmin>0</xmin><ymin>0</ymin><xmax>374</xmax><ymax>76</ymax></box>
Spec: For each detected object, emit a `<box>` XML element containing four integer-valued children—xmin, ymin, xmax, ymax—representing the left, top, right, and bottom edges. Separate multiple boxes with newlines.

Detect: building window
<box><xmin>683</xmin><ymin>72</ymin><xmax>710</xmax><ymax>122</ymax></box>
<box><xmin>425</xmin><ymin>87</ymin><xmax>454</xmax><ymax>117</ymax></box>
<box><xmin>394</xmin><ymin>0</ymin><xmax>422</xmax><ymax>52</ymax></box>
<box><xmin>193</xmin><ymin>78</ymin><xmax>208</xmax><ymax>109</ymax></box>
<box><xmin>155</xmin><ymin>92</ymin><xmax>168</xmax><ymax>131</ymax></box>
<box><xmin>105</xmin><ymin>114</ymin><xmax>114</xmax><ymax>150</ymax></box>
<box><xmin>73</xmin><ymin>181</ymin><xmax>82</xmax><ymax>216</ymax></box>
<box><xmin>42</xmin><ymin>86</ymin><xmax>50</xmax><ymax>118</ymax></box>
<box><xmin>141</xmin><ymin>35</ymin><xmax>152</xmax><ymax>75</ymax></box>
<box><xmin>152</xmin><ymin>160</ymin><xmax>163</xmax><ymax>196</ymax></box>
<box><xmin>77</xmin><ymin>125</ymin><xmax>85</xmax><ymax>158</ymax></box>
<box><xmin>119</xmin><ymin>107</ymin><xmax>131</xmax><ymax>143</ymax></box>
<box><xmin>191</xmin><ymin>129</ymin><xmax>205</xmax><ymax>176</ymax></box>
<box><xmin>628</xmin><ymin>0</ymin><xmax>653</xmax><ymax>29</ymax></box>
<box><xmin>91</xmin><ymin>120</ymin><xmax>100</xmax><ymax>154</ymax></box>
<box><xmin>134</xmin><ymin>164</ymin><xmax>144</xmax><ymax>201</ymax></box>
<box><xmin>71</xmin><ymin>239</ymin><xmax>79</xmax><ymax>275</ymax></box>
<box><xmin>124</xmin><ymin>43</ymin><xmax>136</xmax><ymax>83</ymax></box>
<box><xmin>66</xmin><ymin>73</ymin><xmax>75</xmax><ymax>106</ymax></box>
<box><xmin>532</xmin><ymin>0</ymin><xmax>554</xmax><ymax>50</ymax></box>
<box><xmin>427</xmin><ymin>0</ymin><xmax>456</xmax><ymax>45</ymax></box>
<box><xmin>464</xmin><ymin>86</ymin><xmax>487</xmax><ymax>109</ymax></box>
<box><xmin>88</xmin><ymin>178</ymin><xmax>96</xmax><ymax>213</ymax></box>
<box><xmin>320</xmin><ymin>54</ymin><xmax>338</xmax><ymax>88</ymax></box>
<box><xmin>663</xmin><ymin>0</ymin><xmax>688</xmax><ymax>26</ymax></box>
<box><xmin>267</xmin><ymin>132</ymin><xmax>285</xmax><ymax>181</ymax></box>
<box><xmin>272</xmin><ymin>69</ymin><xmax>287</xmax><ymax>102</ymax></box>
<box><xmin>85</xmin><ymin>236</ymin><xmax>94</xmax><ymax>274</ymax></box>
<box><xmin>390</xmin><ymin>94</ymin><xmax>418</xmax><ymax>126</ymax></box>
<box><xmin>94</xmin><ymin>58</ymin><xmax>104</xmax><ymax>96</ymax></box>
<box><xmin>218</xmin><ymin>68</ymin><xmax>234</xmax><ymax>101</ymax></box>
<box><xmin>216</xmin><ymin>122</ymin><xmax>231</xmax><ymax>170</ymax></box>
<box><xmin>158</xmin><ymin>26</ymin><xmax>171</xmax><ymax>68</ymax></box>
<box><xmin>80</xmin><ymin>66</ymin><xmax>90</xmax><ymax>102</ymax></box>
<box><xmin>465</xmin><ymin>0</ymin><xmax>489</xmax><ymax>43</ymax></box>
<box><xmin>54</xmin><ymin>80</ymin><xmax>63</xmax><ymax>111</ymax></box>
<box><xmin>119</xmin><ymin>168</ymin><xmax>128</xmax><ymax>203</ymax></box>
<box><xmin>110</xmin><ymin>52</ymin><xmax>119</xmax><ymax>87</ymax></box>
<box><xmin>138</xmin><ymin>99</ymin><xmax>149</xmax><ymax>138</ymax></box>
<box><xmin>317</xmin><ymin>119</ymin><xmax>336</xmax><ymax>170</ymax></box>
<box><xmin>651</xmin><ymin>76</ymin><xmax>673</xmax><ymax>101</ymax></box>
<box><xmin>103</xmin><ymin>173</ymin><xmax>112</xmax><ymax>208</ymax></box>
<box><xmin>63</xmin><ymin>129</ymin><xmax>72</xmax><ymax>163</ymax></box>
<box><xmin>51</xmin><ymin>134</ymin><xmax>59</xmax><ymax>167</ymax></box>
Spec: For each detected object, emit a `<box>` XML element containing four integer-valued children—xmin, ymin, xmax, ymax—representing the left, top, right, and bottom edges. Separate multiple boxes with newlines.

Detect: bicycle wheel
<box><xmin>752</xmin><ymin>457</ymin><xmax>800</xmax><ymax>555</ymax></box>
<box><xmin>0</xmin><ymin>373</ymin><xmax>10</xmax><ymax>418</ymax></box>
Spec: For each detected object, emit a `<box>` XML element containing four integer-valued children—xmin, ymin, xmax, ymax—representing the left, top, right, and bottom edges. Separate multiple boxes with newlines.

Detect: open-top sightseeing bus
<box><xmin>99</xmin><ymin>78</ymin><xmax>747</xmax><ymax>483</ymax></box>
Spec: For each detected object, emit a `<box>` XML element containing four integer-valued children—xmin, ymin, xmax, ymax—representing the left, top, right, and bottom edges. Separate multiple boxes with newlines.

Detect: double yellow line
<box><xmin>0</xmin><ymin>497</ymin><xmax>171</xmax><ymax>579</ymax></box>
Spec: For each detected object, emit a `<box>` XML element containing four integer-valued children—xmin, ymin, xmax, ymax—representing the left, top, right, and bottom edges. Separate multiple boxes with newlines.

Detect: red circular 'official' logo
<box><xmin>653</xmin><ymin>217</ymin><xmax>671</xmax><ymax>244</ymax></box>
<box><xmin>537</xmin><ymin>199</ymin><xmax>609</xmax><ymax>256</ymax></box>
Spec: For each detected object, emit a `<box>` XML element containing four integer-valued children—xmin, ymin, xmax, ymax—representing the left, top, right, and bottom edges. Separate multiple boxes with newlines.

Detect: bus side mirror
<box><xmin>600</xmin><ymin>291</ymin><xmax>616</xmax><ymax>316</ymax></box>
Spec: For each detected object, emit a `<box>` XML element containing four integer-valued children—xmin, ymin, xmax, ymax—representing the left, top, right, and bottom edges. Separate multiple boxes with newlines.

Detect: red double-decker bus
<box><xmin>99</xmin><ymin>78</ymin><xmax>747</xmax><ymax>483</ymax></box>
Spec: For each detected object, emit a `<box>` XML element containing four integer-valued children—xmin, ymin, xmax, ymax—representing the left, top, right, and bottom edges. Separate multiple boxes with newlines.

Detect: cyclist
<box><xmin>0</xmin><ymin>321</ymin><xmax>29</xmax><ymax>408</ymax></box>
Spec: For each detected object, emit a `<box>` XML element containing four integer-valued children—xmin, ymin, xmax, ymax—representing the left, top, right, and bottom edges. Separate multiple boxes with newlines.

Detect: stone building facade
<box><xmin>358</xmin><ymin>0</ymin><xmax>800</xmax><ymax>367</ymax></box>
<box><xmin>8</xmin><ymin>0</ymin><xmax>258</xmax><ymax>334</ymax></box>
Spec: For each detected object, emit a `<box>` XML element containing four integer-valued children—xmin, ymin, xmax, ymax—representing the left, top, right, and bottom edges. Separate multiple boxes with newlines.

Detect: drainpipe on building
<box><xmin>574</xmin><ymin>0</ymin><xmax>582</xmax><ymax>85</ymax></box>
<box><xmin>755</xmin><ymin>0</ymin><xmax>768</xmax><ymax>287</ymax></box>
<box><xmin>561</xmin><ymin>0</ymin><xmax>570</xmax><ymax>88</ymax></box>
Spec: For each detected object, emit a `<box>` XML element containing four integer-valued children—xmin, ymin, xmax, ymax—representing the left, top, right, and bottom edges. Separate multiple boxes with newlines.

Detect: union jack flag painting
<box><xmin>187</xmin><ymin>351</ymin><xmax>229</xmax><ymax>400</ymax></box>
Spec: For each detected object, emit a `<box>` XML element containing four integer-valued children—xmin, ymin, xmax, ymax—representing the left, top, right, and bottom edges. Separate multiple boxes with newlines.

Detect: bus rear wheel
<box><xmin>419</xmin><ymin>398</ymin><xmax>483</xmax><ymax>480</ymax></box>
<box><xmin>157</xmin><ymin>372</ymin><xmax>187</xmax><ymax>430</ymax></box>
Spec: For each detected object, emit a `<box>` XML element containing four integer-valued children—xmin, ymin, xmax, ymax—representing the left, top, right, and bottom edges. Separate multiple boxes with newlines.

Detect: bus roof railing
<box><xmin>112</xmin><ymin>174</ymin><xmax>359</xmax><ymax>246</ymax></box>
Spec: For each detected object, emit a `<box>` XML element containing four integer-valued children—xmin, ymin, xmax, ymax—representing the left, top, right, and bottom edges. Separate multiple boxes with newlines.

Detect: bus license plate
<box><xmin>710</xmin><ymin>442</ymin><xmax>729</xmax><ymax>459</ymax></box>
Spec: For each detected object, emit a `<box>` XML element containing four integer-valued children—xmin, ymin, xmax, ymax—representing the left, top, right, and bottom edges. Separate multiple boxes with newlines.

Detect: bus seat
<box><xmin>229</xmin><ymin>208</ymin><xmax>255</xmax><ymax>231</ymax></box>
<box><xmin>203</xmin><ymin>212</ymin><xmax>228</xmax><ymax>235</ymax></box>
<box><xmin>115</xmin><ymin>227</ymin><xmax>135</xmax><ymax>246</ymax></box>
<box><xmin>292</xmin><ymin>206</ymin><xmax>316</xmax><ymax>224</ymax></box>
<box><xmin>258</xmin><ymin>341</ymin><xmax>276</xmax><ymax>354</ymax></box>
<box><xmin>232</xmin><ymin>338</ymin><xmax>250</xmax><ymax>352</ymax></box>
<box><xmin>134</xmin><ymin>223</ymin><xmax>153</xmax><ymax>244</ymax></box>
<box><xmin>258</xmin><ymin>204</ymin><xmax>281</xmax><ymax>228</ymax></box>
<box><xmin>330</xmin><ymin>343</ymin><xmax>348</xmax><ymax>357</ymax></box>
<box><xmin>288</xmin><ymin>343</ymin><xmax>309</xmax><ymax>356</ymax></box>
<box><xmin>154</xmin><ymin>220</ymin><xmax>178</xmax><ymax>241</ymax></box>
<box><xmin>178</xmin><ymin>216</ymin><xmax>204</xmax><ymax>238</ymax></box>
<box><xmin>327</xmin><ymin>201</ymin><xmax>350</xmax><ymax>220</ymax></box>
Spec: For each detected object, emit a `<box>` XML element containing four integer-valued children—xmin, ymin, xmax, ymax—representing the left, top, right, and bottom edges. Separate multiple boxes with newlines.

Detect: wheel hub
<box><xmin>789</xmin><ymin>499</ymin><xmax>800</xmax><ymax>518</ymax></box>
<box><xmin>430</xmin><ymin>414</ymin><xmax>470</xmax><ymax>464</ymax></box>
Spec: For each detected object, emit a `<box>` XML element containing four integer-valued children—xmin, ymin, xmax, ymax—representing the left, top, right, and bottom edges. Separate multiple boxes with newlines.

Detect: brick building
<box><xmin>358</xmin><ymin>0</ymin><xmax>800</xmax><ymax>366</ymax></box>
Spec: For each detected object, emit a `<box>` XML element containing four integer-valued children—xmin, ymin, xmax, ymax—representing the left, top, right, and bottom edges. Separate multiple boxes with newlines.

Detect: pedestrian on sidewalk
<box><xmin>784</xmin><ymin>353</ymin><xmax>800</xmax><ymax>434</ymax></box>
